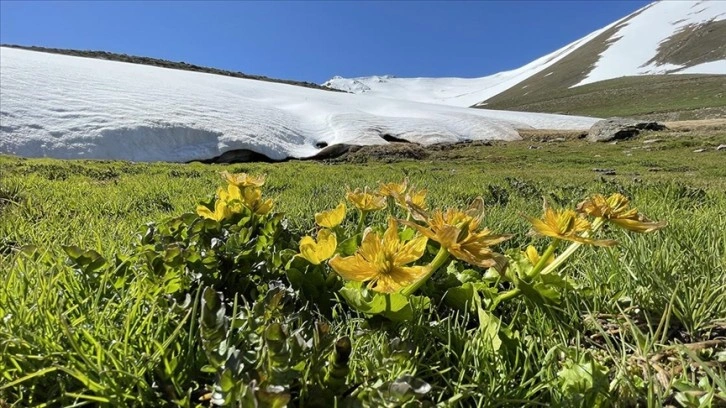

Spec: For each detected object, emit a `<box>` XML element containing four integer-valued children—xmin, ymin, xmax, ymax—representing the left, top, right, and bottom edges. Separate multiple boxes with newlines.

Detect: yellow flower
<box><xmin>528</xmin><ymin>207</ymin><xmax>616</xmax><ymax>246</ymax></box>
<box><xmin>299</xmin><ymin>229</ymin><xmax>337</xmax><ymax>265</ymax></box>
<box><xmin>315</xmin><ymin>203</ymin><xmax>346</xmax><ymax>228</ymax></box>
<box><xmin>378</xmin><ymin>178</ymin><xmax>428</xmax><ymax>210</ymax></box>
<box><xmin>524</xmin><ymin>245</ymin><xmax>553</xmax><ymax>267</ymax></box>
<box><xmin>221</xmin><ymin>171</ymin><xmax>265</xmax><ymax>188</ymax></box>
<box><xmin>577</xmin><ymin>193</ymin><xmax>666</xmax><ymax>233</ymax></box>
<box><xmin>329</xmin><ymin>219</ymin><xmax>428</xmax><ymax>293</ymax></box>
<box><xmin>402</xmin><ymin>198</ymin><xmax>511</xmax><ymax>269</ymax></box>
<box><xmin>240</xmin><ymin>187</ymin><xmax>274</xmax><ymax>215</ymax></box>
<box><xmin>378</xmin><ymin>178</ymin><xmax>408</xmax><ymax>200</ymax></box>
<box><xmin>196</xmin><ymin>199</ymin><xmax>232</xmax><ymax>222</ymax></box>
<box><xmin>215</xmin><ymin>184</ymin><xmax>239</xmax><ymax>209</ymax></box>
<box><xmin>404</xmin><ymin>188</ymin><xmax>427</xmax><ymax>210</ymax></box>
<box><xmin>346</xmin><ymin>187</ymin><xmax>386</xmax><ymax>212</ymax></box>
<box><xmin>218</xmin><ymin>183</ymin><xmax>273</xmax><ymax>215</ymax></box>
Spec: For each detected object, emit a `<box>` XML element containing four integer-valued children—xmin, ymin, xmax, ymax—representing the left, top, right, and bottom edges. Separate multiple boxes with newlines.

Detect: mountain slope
<box><xmin>324</xmin><ymin>0</ymin><xmax>726</xmax><ymax>114</ymax></box>
<box><xmin>480</xmin><ymin>74</ymin><xmax>726</xmax><ymax>121</ymax></box>
<box><xmin>321</xmin><ymin>17</ymin><xmax>622</xmax><ymax>108</ymax></box>
<box><xmin>0</xmin><ymin>47</ymin><xmax>597</xmax><ymax>163</ymax></box>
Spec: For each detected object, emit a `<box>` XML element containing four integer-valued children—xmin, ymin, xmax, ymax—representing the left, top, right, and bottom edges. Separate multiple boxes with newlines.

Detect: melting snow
<box><xmin>0</xmin><ymin>47</ymin><xmax>597</xmax><ymax>162</ymax></box>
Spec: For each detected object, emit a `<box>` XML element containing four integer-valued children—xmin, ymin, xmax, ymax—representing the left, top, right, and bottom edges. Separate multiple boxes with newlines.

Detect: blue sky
<box><xmin>0</xmin><ymin>1</ymin><xmax>651</xmax><ymax>83</ymax></box>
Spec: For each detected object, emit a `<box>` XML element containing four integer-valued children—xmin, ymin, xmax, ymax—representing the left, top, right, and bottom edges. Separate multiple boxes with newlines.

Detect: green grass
<box><xmin>478</xmin><ymin>75</ymin><xmax>726</xmax><ymax>121</ymax></box>
<box><xmin>1</xmin><ymin>131</ymin><xmax>725</xmax><ymax>406</ymax></box>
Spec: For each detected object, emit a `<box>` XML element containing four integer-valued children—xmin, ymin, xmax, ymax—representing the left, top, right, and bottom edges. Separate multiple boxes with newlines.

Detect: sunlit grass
<box><xmin>1</xmin><ymin>133</ymin><xmax>725</xmax><ymax>406</ymax></box>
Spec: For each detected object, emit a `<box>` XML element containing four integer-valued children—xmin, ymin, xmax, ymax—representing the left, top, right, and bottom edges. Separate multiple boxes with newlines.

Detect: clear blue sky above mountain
<box><xmin>1</xmin><ymin>1</ymin><xmax>651</xmax><ymax>84</ymax></box>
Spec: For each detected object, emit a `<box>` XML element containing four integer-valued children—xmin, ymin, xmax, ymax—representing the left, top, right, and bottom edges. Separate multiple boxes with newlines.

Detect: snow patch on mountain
<box><xmin>321</xmin><ymin>17</ymin><xmax>621</xmax><ymax>107</ymax></box>
<box><xmin>0</xmin><ymin>47</ymin><xmax>598</xmax><ymax>163</ymax></box>
<box><xmin>575</xmin><ymin>0</ymin><xmax>726</xmax><ymax>86</ymax></box>
<box><xmin>324</xmin><ymin>1</ymin><xmax>726</xmax><ymax>107</ymax></box>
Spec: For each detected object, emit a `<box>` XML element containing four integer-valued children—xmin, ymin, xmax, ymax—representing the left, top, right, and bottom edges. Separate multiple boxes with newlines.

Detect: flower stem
<box><xmin>402</xmin><ymin>246</ymin><xmax>449</xmax><ymax>296</ymax></box>
<box><xmin>527</xmin><ymin>239</ymin><xmax>560</xmax><ymax>280</ymax></box>
<box><xmin>356</xmin><ymin>210</ymin><xmax>368</xmax><ymax>237</ymax></box>
<box><xmin>492</xmin><ymin>287</ymin><xmax>521</xmax><ymax>309</ymax></box>
<box><xmin>540</xmin><ymin>217</ymin><xmax>606</xmax><ymax>275</ymax></box>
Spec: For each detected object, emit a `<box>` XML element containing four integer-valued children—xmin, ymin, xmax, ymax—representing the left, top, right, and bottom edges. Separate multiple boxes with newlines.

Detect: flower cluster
<box><xmin>297</xmin><ymin>178</ymin><xmax>510</xmax><ymax>296</ymax></box>
<box><xmin>196</xmin><ymin>171</ymin><xmax>273</xmax><ymax>221</ymax></box>
<box><xmin>191</xmin><ymin>173</ymin><xmax>666</xmax><ymax>324</ymax></box>
<box><xmin>291</xmin><ymin>180</ymin><xmax>666</xmax><ymax>320</ymax></box>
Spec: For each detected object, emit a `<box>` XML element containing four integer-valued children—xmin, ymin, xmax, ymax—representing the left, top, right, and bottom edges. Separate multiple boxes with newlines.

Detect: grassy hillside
<box><xmin>477</xmin><ymin>74</ymin><xmax>726</xmax><ymax>121</ymax></box>
<box><xmin>1</xmin><ymin>126</ymin><xmax>725</xmax><ymax>406</ymax></box>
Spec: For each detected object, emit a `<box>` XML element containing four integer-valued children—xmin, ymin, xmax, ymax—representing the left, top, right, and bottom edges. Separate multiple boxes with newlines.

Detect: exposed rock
<box><xmin>587</xmin><ymin>118</ymin><xmax>667</xmax><ymax>142</ymax></box>
<box><xmin>716</xmin><ymin>144</ymin><xmax>726</xmax><ymax>151</ymax></box>
<box><xmin>199</xmin><ymin>149</ymin><xmax>277</xmax><ymax>163</ymax></box>
<box><xmin>381</xmin><ymin>134</ymin><xmax>411</xmax><ymax>143</ymax></box>
<box><xmin>593</xmin><ymin>168</ymin><xmax>616</xmax><ymax>175</ymax></box>
<box><xmin>642</xmin><ymin>139</ymin><xmax>662</xmax><ymax>144</ymax></box>
<box><xmin>693</xmin><ymin>148</ymin><xmax>707</xmax><ymax>153</ymax></box>
<box><xmin>311</xmin><ymin>144</ymin><xmax>357</xmax><ymax>160</ymax></box>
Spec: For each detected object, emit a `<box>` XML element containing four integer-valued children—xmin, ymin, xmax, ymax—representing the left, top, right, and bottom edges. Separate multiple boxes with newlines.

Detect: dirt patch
<box><xmin>477</xmin><ymin>74</ymin><xmax>726</xmax><ymax>121</ymax></box>
<box><xmin>646</xmin><ymin>20</ymin><xmax>726</xmax><ymax>69</ymax></box>
<box><xmin>516</xmin><ymin>129</ymin><xmax>588</xmax><ymax>141</ymax></box>
<box><xmin>327</xmin><ymin>142</ymin><xmax>429</xmax><ymax>163</ymax></box>
<box><xmin>663</xmin><ymin>118</ymin><xmax>726</xmax><ymax>132</ymax></box>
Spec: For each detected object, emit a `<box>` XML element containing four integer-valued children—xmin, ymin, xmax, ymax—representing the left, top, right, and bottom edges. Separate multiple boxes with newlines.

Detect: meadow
<box><xmin>1</xmin><ymin>128</ymin><xmax>725</xmax><ymax>407</ymax></box>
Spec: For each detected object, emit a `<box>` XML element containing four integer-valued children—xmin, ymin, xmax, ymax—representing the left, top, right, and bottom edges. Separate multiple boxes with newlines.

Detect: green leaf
<box><xmin>398</xmin><ymin>227</ymin><xmax>416</xmax><ymax>241</ymax></box>
<box><xmin>445</xmin><ymin>282</ymin><xmax>476</xmax><ymax>312</ymax></box>
<box><xmin>337</xmin><ymin>234</ymin><xmax>360</xmax><ymax>256</ymax></box>
<box><xmin>200</xmin><ymin>287</ymin><xmax>229</xmax><ymax>369</ymax></box>
<box><xmin>557</xmin><ymin>352</ymin><xmax>610</xmax><ymax>406</ymax></box>
<box><xmin>62</xmin><ymin>245</ymin><xmax>107</xmax><ymax>273</ymax></box>
<box><xmin>339</xmin><ymin>281</ymin><xmax>425</xmax><ymax>322</ymax></box>
<box><xmin>478</xmin><ymin>309</ymin><xmax>503</xmax><ymax>351</ymax></box>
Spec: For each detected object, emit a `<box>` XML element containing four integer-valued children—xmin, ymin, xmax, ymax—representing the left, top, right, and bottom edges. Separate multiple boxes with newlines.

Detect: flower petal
<box><xmin>299</xmin><ymin>236</ymin><xmax>321</xmax><ymax>264</ymax></box>
<box><xmin>394</xmin><ymin>234</ymin><xmax>428</xmax><ymax>265</ymax></box>
<box><xmin>372</xmin><ymin>265</ymin><xmax>429</xmax><ymax>293</ymax></box>
<box><xmin>611</xmin><ymin>218</ymin><xmax>667</xmax><ymax>233</ymax></box>
<box><xmin>315</xmin><ymin>203</ymin><xmax>346</xmax><ymax>228</ymax></box>
<box><xmin>329</xmin><ymin>254</ymin><xmax>379</xmax><ymax>282</ymax></box>
<box><xmin>222</xmin><ymin>171</ymin><xmax>265</xmax><ymax>187</ymax></box>
<box><xmin>316</xmin><ymin>229</ymin><xmax>337</xmax><ymax>261</ymax></box>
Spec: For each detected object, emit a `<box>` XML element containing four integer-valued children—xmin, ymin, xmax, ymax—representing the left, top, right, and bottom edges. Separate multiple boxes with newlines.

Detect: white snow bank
<box><xmin>672</xmin><ymin>60</ymin><xmax>726</xmax><ymax>75</ymax></box>
<box><xmin>0</xmin><ymin>47</ymin><xmax>598</xmax><ymax>162</ymax></box>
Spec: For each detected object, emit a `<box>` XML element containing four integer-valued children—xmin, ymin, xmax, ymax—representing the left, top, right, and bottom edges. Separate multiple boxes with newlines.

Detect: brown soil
<box><xmin>647</xmin><ymin>20</ymin><xmax>726</xmax><ymax>69</ymax></box>
<box><xmin>515</xmin><ymin>119</ymin><xmax>726</xmax><ymax>141</ymax></box>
